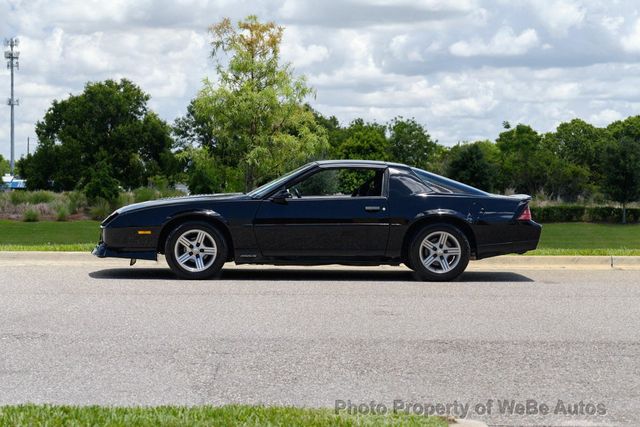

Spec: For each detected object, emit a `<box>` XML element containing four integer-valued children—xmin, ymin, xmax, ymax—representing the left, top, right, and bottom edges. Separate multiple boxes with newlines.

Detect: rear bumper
<box><xmin>476</xmin><ymin>239</ymin><xmax>540</xmax><ymax>259</ymax></box>
<box><xmin>476</xmin><ymin>221</ymin><xmax>542</xmax><ymax>259</ymax></box>
<box><xmin>92</xmin><ymin>242</ymin><xmax>157</xmax><ymax>261</ymax></box>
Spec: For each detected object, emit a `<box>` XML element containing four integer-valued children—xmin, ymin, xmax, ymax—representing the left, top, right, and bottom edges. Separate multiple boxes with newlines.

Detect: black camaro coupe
<box><xmin>93</xmin><ymin>160</ymin><xmax>541</xmax><ymax>281</ymax></box>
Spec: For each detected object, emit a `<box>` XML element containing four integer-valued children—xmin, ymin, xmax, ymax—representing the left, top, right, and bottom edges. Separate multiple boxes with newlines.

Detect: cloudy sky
<box><xmin>1</xmin><ymin>0</ymin><xmax>640</xmax><ymax>161</ymax></box>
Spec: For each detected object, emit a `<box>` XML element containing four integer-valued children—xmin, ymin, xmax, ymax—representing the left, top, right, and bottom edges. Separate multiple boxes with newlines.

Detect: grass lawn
<box><xmin>0</xmin><ymin>220</ymin><xmax>639</xmax><ymax>255</ymax></box>
<box><xmin>0</xmin><ymin>220</ymin><xmax>99</xmax><ymax>251</ymax></box>
<box><xmin>0</xmin><ymin>405</ymin><xmax>447</xmax><ymax>427</ymax></box>
<box><xmin>531</xmin><ymin>222</ymin><xmax>640</xmax><ymax>255</ymax></box>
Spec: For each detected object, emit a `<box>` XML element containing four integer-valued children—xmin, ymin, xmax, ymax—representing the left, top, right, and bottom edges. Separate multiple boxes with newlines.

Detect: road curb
<box><xmin>612</xmin><ymin>256</ymin><xmax>640</xmax><ymax>267</ymax></box>
<box><xmin>451</xmin><ymin>419</ymin><xmax>487</xmax><ymax>426</ymax></box>
<box><xmin>478</xmin><ymin>255</ymin><xmax>613</xmax><ymax>265</ymax></box>
<box><xmin>0</xmin><ymin>252</ymin><xmax>639</xmax><ymax>270</ymax></box>
<box><xmin>474</xmin><ymin>255</ymin><xmax>612</xmax><ymax>268</ymax></box>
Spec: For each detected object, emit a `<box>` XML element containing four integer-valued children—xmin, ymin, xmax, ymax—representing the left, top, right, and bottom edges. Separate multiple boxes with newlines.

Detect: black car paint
<box><xmin>93</xmin><ymin>160</ymin><xmax>541</xmax><ymax>264</ymax></box>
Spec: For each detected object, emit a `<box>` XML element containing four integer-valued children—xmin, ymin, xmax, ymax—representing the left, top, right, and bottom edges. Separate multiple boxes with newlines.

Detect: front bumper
<box><xmin>92</xmin><ymin>242</ymin><xmax>157</xmax><ymax>261</ymax></box>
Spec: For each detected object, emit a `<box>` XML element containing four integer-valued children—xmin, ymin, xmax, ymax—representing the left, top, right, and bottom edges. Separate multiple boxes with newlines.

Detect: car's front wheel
<box><xmin>165</xmin><ymin>222</ymin><xmax>228</xmax><ymax>279</ymax></box>
<box><xmin>408</xmin><ymin>224</ymin><xmax>470</xmax><ymax>281</ymax></box>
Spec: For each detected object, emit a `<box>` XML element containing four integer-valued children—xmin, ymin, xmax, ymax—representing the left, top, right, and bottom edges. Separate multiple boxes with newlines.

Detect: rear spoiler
<box><xmin>506</xmin><ymin>194</ymin><xmax>532</xmax><ymax>202</ymax></box>
<box><xmin>490</xmin><ymin>193</ymin><xmax>532</xmax><ymax>202</ymax></box>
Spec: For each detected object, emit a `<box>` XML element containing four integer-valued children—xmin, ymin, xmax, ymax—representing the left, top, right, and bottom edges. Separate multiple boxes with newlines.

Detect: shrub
<box><xmin>148</xmin><ymin>175</ymin><xmax>170</xmax><ymax>192</ymax></box>
<box><xmin>133</xmin><ymin>187</ymin><xmax>158</xmax><ymax>203</ymax></box>
<box><xmin>54</xmin><ymin>203</ymin><xmax>70</xmax><ymax>221</ymax></box>
<box><xmin>627</xmin><ymin>208</ymin><xmax>640</xmax><ymax>223</ymax></box>
<box><xmin>530</xmin><ymin>205</ymin><xmax>585</xmax><ymax>222</ymax></box>
<box><xmin>586</xmin><ymin>206</ymin><xmax>619</xmax><ymax>223</ymax></box>
<box><xmin>10</xmin><ymin>191</ymin><xmax>28</xmax><ymax>205</ymax></box>
<box><xmin>67</xmin><ymin>191</ymin><xmax>87</xmax><ymax>214</ymax></box>
<box><xmin>116</xmin><ymin>192</ymin><xmax>134</xmax><ymax>208</ymax></box>
<box><xmin>23</xmin><ymin>208</ymin><xmax>39</xmax><ymax>222</ymax></box>
<box><xmin>159</xmin><ymin>188</ymin><xmax>186</xmax><ymax>199</ymax></box>
<box><xmin>89</xmin><ymin>198</ymin><xmax>112</xmax><ymax>221</ymax></box>
<box><xmin>28</xmin><ymin>191</ymin><xmax>55</xmax><ymax>204</ymax></box>
<box><xmin>529</xmin><ymin>205</ymin><xmax>640</xmax><ymax>223</ymax></box>
<box><xmin>585</xmin><ymin>207</ymin><xmax>640</xmax><ymax>223</ymax></box>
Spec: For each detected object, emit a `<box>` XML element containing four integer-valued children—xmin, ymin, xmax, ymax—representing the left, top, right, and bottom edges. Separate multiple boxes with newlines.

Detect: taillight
<box><xmin>517</xmin><ymin>205</ymin><xmax>532</xmax><ymax>221</ymax></box>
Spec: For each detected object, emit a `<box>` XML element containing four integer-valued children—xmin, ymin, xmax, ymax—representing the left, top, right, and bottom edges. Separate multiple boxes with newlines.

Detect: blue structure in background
<box><xmin>1</xmin><ymin>174</ymin><xmax>26</xmax><ymax>190</ymax></box>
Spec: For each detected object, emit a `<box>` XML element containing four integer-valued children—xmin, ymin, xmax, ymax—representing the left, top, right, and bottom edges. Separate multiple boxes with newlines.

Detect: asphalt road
<box><xmin>1</xmin><ymin>255</ymin><xmax>639</xmax><ymax>426</ymax></box>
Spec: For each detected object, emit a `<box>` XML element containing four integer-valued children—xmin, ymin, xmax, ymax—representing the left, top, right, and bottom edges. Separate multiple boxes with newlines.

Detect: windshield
<box><xmin>411</xmin><ymin>167</ymin><xmax>488</xmax><ymax>196</ymax></box>
<box><xmin>247</xmin><ymin>163</ymin><xmax>314</xmax><ymax>198</ymax></box>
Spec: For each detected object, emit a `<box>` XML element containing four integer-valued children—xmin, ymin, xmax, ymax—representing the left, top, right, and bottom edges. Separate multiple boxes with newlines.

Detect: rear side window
<box><xmin>389</xmin><ymin>169</ymin><xmax>432</xmax><ymax>197</ymax></box>
<box><xmin>411</xmin><ymin>167</ymin><xmax>488</xmax><ymax>196</ymax></box>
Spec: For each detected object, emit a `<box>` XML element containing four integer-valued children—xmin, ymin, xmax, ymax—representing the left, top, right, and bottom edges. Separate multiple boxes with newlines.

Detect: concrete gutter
<box><xmin>0</xmin><ymin>252</ymin><xmax>639</xmax><ymax>270</ymax></box>
<box><xmin>452</xmin><ymin>420</ymin><xmax>488</xmax><ymax>427</ymax></box>
<box><xmin>475</xmin><ymin>255</ymin><xmax>640</xmax><ymax>270</ymax></box>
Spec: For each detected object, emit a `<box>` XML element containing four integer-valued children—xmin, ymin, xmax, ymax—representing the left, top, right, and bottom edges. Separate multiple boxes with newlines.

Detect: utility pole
<box><xmin>4</xmin><ymin>38</ymin><xmax>19</xmax><ymax>176</ymax></box>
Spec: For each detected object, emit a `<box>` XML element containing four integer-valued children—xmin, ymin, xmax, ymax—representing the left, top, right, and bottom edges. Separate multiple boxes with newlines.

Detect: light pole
<box><xmin>4</xmin><ymin>38</ymin><xmax>19</xmax><ymax>176</ymax></box>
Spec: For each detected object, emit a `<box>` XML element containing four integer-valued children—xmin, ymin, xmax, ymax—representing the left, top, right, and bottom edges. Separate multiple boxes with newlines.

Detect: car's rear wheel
<box><xmin>408</xmin><ymin>224</ymin><xmax>470</xmax><ymax>281</ymax></box>
<box><xmin>165</xmin><ymin>221</ymin><xmax>227</xmax><ymax>279</ymax></box>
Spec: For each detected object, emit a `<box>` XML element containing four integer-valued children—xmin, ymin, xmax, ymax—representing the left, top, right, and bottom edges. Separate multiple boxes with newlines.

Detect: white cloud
<box><xmin>530</xmin><ymin>0</ymin><xmax>585</xmax><ymax>36</ymax></box>
<box><xmin>449</xmin><ymin>27</ymin><xmax>539</xmax><ymax>57</ymax></box>
<box><xmin>601</xmin><ymin>15</ymin><xmax>624</xmax><ymax>34</ymax></box>
<box><xmin>281</xmin><ymin>28</ymin><xmax>330</xmax><ymax>68</ymax></box>
<box><xmin>621</xmin><ymin>18</ymin><xmax>640</xmax><ymax>53</ymax></box>
<box><xmin>2</xmin><ymin>0</ymin><xmax>640</xmax><ymax>161</ymax></box>
<box><xmin>355</xmin><ymin>0</ymin><xmax>477</xmax><ymax>12</ymax></box>
<box><xmin>589</xmin><ymin>109</ymin><xmax>623</xmax><ymax>126</ymax></box>
<box><xmin>282</xmin><ymin>43</ymin><xmax>330</xmax><ymax>67</ymax></box>
<box><xmin>388</xmin><ymin>34</ymin><xmax>429</xmax><ymax>62</ymax></box>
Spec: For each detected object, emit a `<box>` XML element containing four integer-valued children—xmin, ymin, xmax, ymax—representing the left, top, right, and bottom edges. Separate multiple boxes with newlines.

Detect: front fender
<box><xmin>157</xmin><ymin>209</ymin><xmax>230</xmax><ymax>253</ymax></box>
<box><xmin>163</xmin><ymin>209</ymin><xmax>227</xmax><ymax>225</ymax></box>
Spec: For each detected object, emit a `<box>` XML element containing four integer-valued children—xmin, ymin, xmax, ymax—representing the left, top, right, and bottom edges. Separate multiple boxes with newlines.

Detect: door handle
<box><xmin>364</xmin><ymin>206</ymin><xmax>384</xmax><ymax>212</ymax></box>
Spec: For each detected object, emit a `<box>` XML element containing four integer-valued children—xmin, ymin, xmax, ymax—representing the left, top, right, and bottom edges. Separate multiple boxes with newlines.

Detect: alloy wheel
<box><xmin>419</xmin><ymin>231</ymin><xmax>462</xmax><ymax>274</ymax></box>
<box><xmin>173</xmin><ymin>229</ymin><xmax>218</xmax><ymax>273</ymax></box>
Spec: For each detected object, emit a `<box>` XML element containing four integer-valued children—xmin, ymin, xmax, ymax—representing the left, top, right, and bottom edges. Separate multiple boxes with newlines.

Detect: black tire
<box><xmin>165</xmin><ymin>221</ymin><xmax>228</xmax><ymax>280</ymax></box>
<box><xmin>407</xmin><ymin>223</ymin><xmax>470</xmax><ymax>281</ymax></box>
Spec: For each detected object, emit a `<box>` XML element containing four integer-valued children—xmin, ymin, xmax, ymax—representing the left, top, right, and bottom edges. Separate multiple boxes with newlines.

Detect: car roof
<box><xmin>314</xmin><ymin>159</ymin><xmax>409</xmax><ymax>169</ymax></box>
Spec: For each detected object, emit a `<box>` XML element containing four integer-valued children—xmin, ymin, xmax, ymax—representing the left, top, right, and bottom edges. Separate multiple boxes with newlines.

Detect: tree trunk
<box><xmin>622</xmin><ymin>203</ymin><xmax>627</xmax><ymax>224</ymax></box>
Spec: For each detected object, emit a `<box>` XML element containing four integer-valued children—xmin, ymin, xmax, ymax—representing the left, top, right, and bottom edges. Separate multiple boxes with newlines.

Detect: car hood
<box><xmin>116</xmin><ymin>193</ymin><xmax>246</xmax><ymax>215</ymax></box>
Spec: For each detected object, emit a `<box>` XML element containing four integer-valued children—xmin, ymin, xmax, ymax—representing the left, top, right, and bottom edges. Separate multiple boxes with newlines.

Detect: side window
<box><xmin>389</xmin><ymin>171</ymin><xmax>432</xmax><ymax>197</ymax></box>
<box><xmin>289</xmin><ymin>168</ymin><xmax>384</xmax><ymax>198</ymax></box>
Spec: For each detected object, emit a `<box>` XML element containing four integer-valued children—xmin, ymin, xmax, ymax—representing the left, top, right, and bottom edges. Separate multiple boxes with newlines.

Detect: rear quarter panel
<box><xmin>387</xmin><ymin>193</ymin><xmax>478</xmax><ymax>257</ymax></box>
<box><xmin>471</xmin><ymin>196</ymin><xmax>542</xmax><ymax>258</ymax></box>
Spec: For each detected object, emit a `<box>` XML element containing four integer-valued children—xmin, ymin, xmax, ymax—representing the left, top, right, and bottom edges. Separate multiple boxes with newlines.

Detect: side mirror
<box><xmin>271</xmin><ymin>188</ymin><xmax>292</xmax><ymax>204</ymax></box>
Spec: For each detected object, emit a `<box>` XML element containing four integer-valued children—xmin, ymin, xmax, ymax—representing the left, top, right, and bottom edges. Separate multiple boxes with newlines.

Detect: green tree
<box><xmin>337</xmin><ymin>119</ymin><xmax>388</xmax><ymax>160</ymax></box>
<box><xmin>553</xmin><ymin>119</ymin><xmax>602</xmax><ymax>167</ymax></box>
<box><xmin>603</xmin><ymin>117</ymin><xmax>640</xmax><ymax>223</ymax></box>
<box><xmin>540</xmin><ymin>131</ymin><xmax>591</xmax><ymax>201</ymax></box>
<box><xmin>310</xmin><ymin>108</ymin><xmax>344</xmax><ymax>157</ymax></box>
<box><xmin>84</xmin><ymin>161</ymin><xmax>121</xmax><ymax>203</ymax></box>
<box><xmin>496</xmin><ymin>124</ymin><xmax>552</xmax><ymax>195</ymax></box>
<box><xmin>550</xmin><ymin>119</ymin><xmax>609</xmax><ymax>189</ymax></box>
<box><xmin>23</xmin><ymin>79</ymin><xmax>176</xmax><ymax>191</ymax></box>
<box><xmin>173</xmin><ymin>98</ymin><xmax>216</xmax><ymax>150</ymax></box>
<box><xmin>445</xmin><ymin>142</ymin><xmax>497</xmax><ymax>192</ymax></box>
<box><xmin>177</xmin><ymin>147</ymin><xmax>243</xmax><ymax>194</ymax></box>
<box><xmin>194</xmin><ymin>16</ymin><xmax>328</xmax><ymax>192</ymax></box>
<box><xmin>387</xmin><ymin>117</ymin><xmax>438</xmax><ymax>170</ymax></box>
<box><xmin>0</xmin><ymin>154</ymin><xmax>10</xmax><ymax>175</ymax></box>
